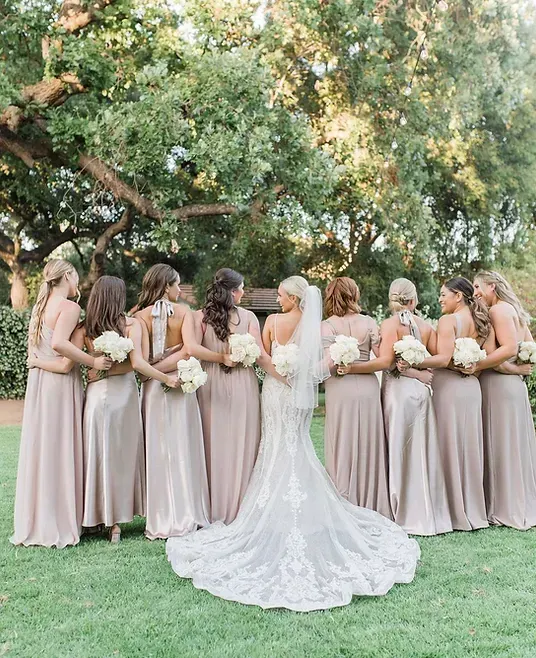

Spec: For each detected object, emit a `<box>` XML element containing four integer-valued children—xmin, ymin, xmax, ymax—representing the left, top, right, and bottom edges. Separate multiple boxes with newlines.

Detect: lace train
<box><xmin>167</xmin><ymin>376</ymin><xmax>420</xmax><ymax>611</ymax></box>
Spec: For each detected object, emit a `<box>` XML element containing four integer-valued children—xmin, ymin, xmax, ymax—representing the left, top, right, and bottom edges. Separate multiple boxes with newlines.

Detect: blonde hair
<box><xmin>388</xmin><ymin>278</ymin><xmax>418</xmax><ymax>313</ymax></box>
<box><xmin>281</xmin><ymin>275</ymin><xmax>309</xmax><ymax>304</ymax></box>
<box><xmin>324</xmin><ymin>277</ymin><xmax>361</xmax><ymax>317</ymax></box>
<box><xmin>28</xmin><ymin>259</ymin><xmax>76</xmax><ymax>346</ymax></box>
<box><xmin>475</xmin><ymin>271</ymin><xmax>531</xmax><ymax>326</ymax></box>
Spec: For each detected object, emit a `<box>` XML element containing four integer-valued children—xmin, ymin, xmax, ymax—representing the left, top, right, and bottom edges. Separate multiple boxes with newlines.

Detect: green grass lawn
<box><xmin>2</xmin><ymin>421</ymin><xmax>536</xmax><ymax>658</ymax></box>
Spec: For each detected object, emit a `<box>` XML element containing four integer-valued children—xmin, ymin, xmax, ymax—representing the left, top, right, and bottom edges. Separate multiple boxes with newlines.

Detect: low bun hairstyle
<box><xmin>203</xmin><ymin>268</ymin><xmax>244</xmax><ymax>342</ymax></box>
<box><xmin>444</xmin><ymin>276</ymin><xmax>491</xmax><ymax>341</ymax></box>
<box><xmin>388</xmin><ymin>278</ymin><xmax>418</xmax><ymax>314</ymax></box>
<box><xmin>324</xmin><ymin>277</ymin><xmax>361</xmax><ymax>317</ymax></box>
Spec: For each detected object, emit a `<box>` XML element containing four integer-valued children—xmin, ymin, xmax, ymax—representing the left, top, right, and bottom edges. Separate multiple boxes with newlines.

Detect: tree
<box><xmin>0</xmin><ymin>0</ymin><xmax>335</xmax><ymax>306</ymax></box>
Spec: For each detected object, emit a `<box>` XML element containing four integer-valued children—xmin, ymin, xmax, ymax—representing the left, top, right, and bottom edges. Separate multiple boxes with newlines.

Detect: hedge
<box><xmin>0</xmin><ymin>307</ymin><xmax>31</xmax><ymax>399</ymax></box>
<box><xmin>0</xmin><ymin>306</ymin><xmax>535</xmax><ymax>418</ymax></box>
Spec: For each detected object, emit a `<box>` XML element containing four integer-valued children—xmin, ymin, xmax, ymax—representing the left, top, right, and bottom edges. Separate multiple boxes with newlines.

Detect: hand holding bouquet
<box><xmin>228</xmin><ymin>333</ymin><xmax>261</xmax><ymax>368</ymax></box>
<box><xmin>92</xmin><ymin>330</ymin><xmax>134</xmax><ymax>378</ymax></box>
<box><xmin>176</xmin><ymin>357</ymin><xmax>208</xmax><ymax>394</ymax></box>
<box><xmin>272</xmin><ymin>343</ymin><xmax>300</xmax><ymax>377</ymax></box>
<box><xmin>392</xmin><ymin>335</ymin><xmax>427</xmax><ymax>378</ymax></box>
<box><xmin>329</xmin><ymin>335</ymin><xmax>360</xmax><ymax>376</ymax></box>
<box><xmin>452</xmin><ymin>337</ymin><xmax>486</xmax><ymax>377</ymax></box>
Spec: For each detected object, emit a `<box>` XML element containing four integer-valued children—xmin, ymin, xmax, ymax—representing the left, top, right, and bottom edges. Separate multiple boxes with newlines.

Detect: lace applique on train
<box><xmin>167</xmin><ymin>372</ymin><xmax>420</xmax><ymax>611</ymax></box>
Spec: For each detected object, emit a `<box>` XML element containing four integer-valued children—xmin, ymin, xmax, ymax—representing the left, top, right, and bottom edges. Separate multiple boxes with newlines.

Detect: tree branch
<box><xmin>82</xmin><ymin>205</ymin><xmax>134</xmax><ymax>290</ymax></box>
<box><xmin>57</xmin><ymin>0</ymin><xmax>114</xmax><ymax>34</ymax></box>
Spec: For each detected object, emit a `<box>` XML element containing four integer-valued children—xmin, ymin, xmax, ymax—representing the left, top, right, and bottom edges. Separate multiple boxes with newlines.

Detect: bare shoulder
<box><xmin>171</xmin><ymin>302</ymin><xmax>189</xmax><ymax>317</ymax></box>
<box><xmin>264</xmin><ymin>313</ymin><xmax>276</xmax><ymax>327</ymax></box>
<box><xmin>437</xmin><ymin>314</ymin><xmax>455</xmax><ymax>330</ymax></box>
<box><xmin>133</xmin><ymin>306</ymin><xmax>151</xmax><ymax>321</ymax></box>
<box><xmin>59</xmin><ymin>298</ymin><xmax>81</xmax><ymax>316</ymax></box>
<box><xmin>380</xmin><ymin>315</ymin><xmax>398</xmax><ymax>331</ymax></box>
<box><xmin>490</xmin><ymin>302</ymin><xmax>514</xmax><ymax>320</ymax></box>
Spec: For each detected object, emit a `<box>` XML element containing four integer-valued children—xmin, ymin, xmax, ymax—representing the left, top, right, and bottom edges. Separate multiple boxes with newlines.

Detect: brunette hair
<box><xmin>203</xmin><ymin>268</ymin><xmax>244</xmax><ymax>341</ymax></box>
<box><xmin>85</xmin><ymin>276</ymin><xmax>127</xmax><ymax>340</ymax></box>
<box><xmin>28</xmin><ymin>259</ymin><xmax>77</xmax><ymax>346</ymax></box>
<box><xmin>136</xmin><ymin>264</ymin><xmax>179</xmax><ymax>310</ymax></box>
<box><xmin>324</xmin><ymin>277</ymin><xmax>361</xmax><ymax>317</ymax></box>
<box><xmin>475</xmin><ymin>270</ymin><xmax>531</xmax><ymax>326</ymax></box>
<box><xmin>444</xmin><ymin>276</ymin><xmax>491</xmax><ymax>341</ymax></box>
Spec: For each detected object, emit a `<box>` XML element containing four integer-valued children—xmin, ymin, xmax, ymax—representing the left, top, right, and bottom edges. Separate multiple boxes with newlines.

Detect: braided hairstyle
<box><xmin>444</xmin><ymin>276</ymin><xmax>491</xmax><ymax>341</ymax></box>
<box><xmin>28</xmin><ymin>259</ymin><xmax>77</xmax><ymax>346</ymax></box>
<box><xmin>203</xmin><ymin>268</ymin><xmax>244</xmax><ymax>342</ymax></box>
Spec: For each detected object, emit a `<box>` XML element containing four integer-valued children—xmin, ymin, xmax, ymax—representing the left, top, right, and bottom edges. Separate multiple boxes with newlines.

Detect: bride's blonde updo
<box><xmin>388</xmin><ymin>278</ymin><xmax>418</xmax><ymax>314</ymax></box>
<box><xmin>281</xmin><ymin>275</ymin><xmax>309</xmax><ymax>305</ymax></box>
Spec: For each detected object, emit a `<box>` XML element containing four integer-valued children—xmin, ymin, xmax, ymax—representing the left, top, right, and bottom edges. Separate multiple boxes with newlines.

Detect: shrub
<box><xmin>0</xmin><ymin>307</ymin><xmax>31</xmax><ymax>399</ymax></box>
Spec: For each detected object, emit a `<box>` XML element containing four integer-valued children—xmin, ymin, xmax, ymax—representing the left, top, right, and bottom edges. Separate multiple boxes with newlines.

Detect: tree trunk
<box><xmin>10</xmin><ymin>266</ymin><xmax>29</xmax><ymax>310</ymax></box>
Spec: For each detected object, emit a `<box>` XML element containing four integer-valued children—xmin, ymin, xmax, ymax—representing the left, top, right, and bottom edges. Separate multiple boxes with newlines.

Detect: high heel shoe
<box><xmin>109</xmin><ymin>524</ymin><xmax>121</xmax><ymax>544</ymax></box>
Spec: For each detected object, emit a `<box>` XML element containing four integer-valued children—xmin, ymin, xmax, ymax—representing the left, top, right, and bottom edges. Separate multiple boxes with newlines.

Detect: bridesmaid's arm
<box><xmin>183</xmin><ymin>311</ymin><xmax>234</xmax><ymax>366</ymax></box>
<box><xmin>415</xmin><ymin>315</ymin><xmax>455</xmax><ymax>369</ymax></box>
<box><xmin>127</xmin><ymin>320</ymin><xmax>179</xmax><ymax>387</ymax></box>
<box><xmin>494</xmin><ymin>361</ymin><xmax>532</xmax><ymax>376</ymax></box>
<box><xmin>474</xmin><ymin>305</ymin><xmax>519</xmax><ymax>372</ymax></box>
<box><xmin>28</xmin><ymin>327</ymin><xmax>85</xmax><ymax>374</ymax></box>
<box><xmin>51</xmin><ymin>301</ymin><xmax>112</xmax><ymax>370</ymax></box>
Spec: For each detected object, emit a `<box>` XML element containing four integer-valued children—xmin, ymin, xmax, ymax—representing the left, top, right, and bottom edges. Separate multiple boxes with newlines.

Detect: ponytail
<box><xmin>28</xmin><ymin>259</ymin><xmax>76</xmax><ymax>346</ymax></box>
<box><xmin>202</xmin><ymin>268</ymin><xmax>244</xmax><ymax>342</ymax></box>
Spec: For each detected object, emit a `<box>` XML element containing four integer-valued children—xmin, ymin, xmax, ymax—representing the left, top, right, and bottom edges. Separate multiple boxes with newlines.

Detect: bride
<box><xmin>167</xmin><ymin>276</ymin><xmax>420</xmax><ymax>611</ymax></box>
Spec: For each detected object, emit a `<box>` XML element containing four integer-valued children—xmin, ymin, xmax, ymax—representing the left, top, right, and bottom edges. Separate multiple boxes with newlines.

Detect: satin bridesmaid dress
<box><xmin>12</xmin><ymin>324</ymin><xmax>84</xmax><ymax>548</ymax></box>
<box><xmin>196</xmin><ymin>306</ymin><xmax>261</xmax><ymax>524</ymax></box>
<box><xmin>382</xmin><ymin>312</ymin><xmax>453</xmax><ymax>536</ymax></box>
<box><xmin>141</xmin><ymin>299</ymin><xmax>210</xmax><ymax>539</ymax></box>
<box><xmin>82</xmin><ymin>339</ymin><xmax>145</xmax><ymax>529</ymax></box>
<box><xmin>431</xmin><ymin>314</ymin><xmax>488</xmax><ymax>531</ymax></box>
<box><xmin>323</xmin><ymin>316</ymin><xmax>391</xmax><ymax>519</ymax></box>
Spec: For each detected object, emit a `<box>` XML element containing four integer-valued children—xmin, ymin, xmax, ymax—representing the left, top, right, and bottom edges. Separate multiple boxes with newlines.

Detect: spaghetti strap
<box><xmin>274</xmin><ymin>314</ymin><xmax>279</xmax><ymax>344</ymax></box>
<box><xmin>454</xmin><ymin>314</ymin><xmax>462</xmax><ymax>339</ymax></box>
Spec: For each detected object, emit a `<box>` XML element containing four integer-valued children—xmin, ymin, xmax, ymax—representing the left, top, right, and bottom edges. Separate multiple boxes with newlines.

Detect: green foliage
<box><xmin>0</xmin><ymin>307</ymin><xmax>30</xmax><ymax>399</ymax></box>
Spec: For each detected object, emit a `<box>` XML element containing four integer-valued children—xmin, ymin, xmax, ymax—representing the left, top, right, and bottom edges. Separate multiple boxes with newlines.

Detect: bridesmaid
<box><xmin>380</xmin><ymin>278</ymin><xmax>452</xmax><ymax>536</ymax></box>
<box><xmin>81</xmin><ymin>276</ymin><xmax>180</xmax><ymax>542</ymax></box>
<box><xmin>186</xmin><ymin>268</ymin><xmax>262</xmax><ymax>524</ymax></box>
<box><xmin>322</xmin><ymin>277</ymin><xmax>391</xmax><ymax>519</ymax></box>
<box><xmin>467</xmin><ymin>271</ymin><xmax>536</xmax><ymax>530</ymax></box>
<box><xmin>410</xmin><ymin>277</ymin><xmax>490</xmax><ymax>531</ymax></box>
<box><xmin>12</xmin><ymin>259</ymin><xmax>112</xmax><ymax>548</ymax></box>
<box><xmin>134</xmin><ymin>264</ymin><xmax>210</xmax><ymax>539</ymax></box>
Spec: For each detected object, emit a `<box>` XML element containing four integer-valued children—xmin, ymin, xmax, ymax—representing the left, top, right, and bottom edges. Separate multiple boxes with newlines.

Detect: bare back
<box><xmin>263</xmin><ymin>311</ymin><xmax>301</xmax><ymax>354</ymax></box>
<box><xmin>135</xmin><ymin>303</ymin><xmax>188</xmax><ymax>349</ymax></box>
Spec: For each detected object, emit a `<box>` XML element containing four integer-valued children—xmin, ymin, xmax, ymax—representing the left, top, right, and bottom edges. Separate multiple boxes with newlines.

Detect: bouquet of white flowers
<box><xmin>228</xmin><ymin>333</ymin><xmax>261</xmax><ymax>368</ymax></box>
<box><xmin>176</xmin><ymin>357</ymin><xmax>208</xmax><ymax>394</ymax></box>
<box><xmin>272</xmin><ymin>343</ymin><xmax>300</xmax><ymax>377</ymax></box>
<box><xmin>518</xmin><ymin>341</ymin><xmax>536</xmax><ymax>365</ymax></box>
<box><xmin>392</xmin><ymin>335</ymin><xmax>427</xmax><ymax>378</ymax></box>
<box><xmin>329</xmin><ymin>335</ymin><xmax>360</xmax><ymax>371</ymax></box>
<box><xmin>452</xmin><ymin>337</ymin><xmax>486</xmax><ymax>376</ymax></box>
<box><xmin>93</xmin><ymin>330</ymin><xmax>134</xmax><ymax>377</ymax></box>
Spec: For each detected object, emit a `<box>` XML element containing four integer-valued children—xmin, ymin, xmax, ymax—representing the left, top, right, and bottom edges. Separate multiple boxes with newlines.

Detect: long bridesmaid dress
<box><xmin>431</xmin><ymin>315</ymin><xmax>488</xmax><ymax>531</ymax></box>
<box><xmin>197</xmin><ymin>306</ymin><xmax>261</xmax><ymax>524</ymax></box>
<box><xmin>141</xmin><ymin>300</ymin><xmax>210</xmax><ymax>539</ymax></box>
<box><xmin>323</xmin><ymin>317</ymin><xmax>391</xmax><ymax>519</ymax></box>
<box><xmin>480</xmin><ymin>364</ymin><xmax>536</xmax><ymax>530</ymax></box>
<box><xmin>82</xmin><ymin>338</ymin><xmax>145</xmax><ymax>529</ymax></box>
<box><xmin>12</xmin><ymin>324</ymin><xmax>84</xmax><ymax>548</ymax></box>
<box><xmin>382</xmin><ymin>313</ymin><xmax>453</xmax><ymax>536</ymax></box>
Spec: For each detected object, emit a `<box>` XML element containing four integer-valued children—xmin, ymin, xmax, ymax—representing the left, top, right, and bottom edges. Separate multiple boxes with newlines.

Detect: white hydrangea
<box><xmin>452</xmin><ymin>337</ymin><xmax>487</xmax><ymax>369</ymax></box>
<box><xmin>93</xmin><ymin>331</ymin><xmax>134</xmax><ymax>363</ymax></box>
<box><xmin>177</xmin><ymin>357</ymin><xmax>208</xmax><ymax>394</ymax></box>
<box><xmin>393</xmin><ymin>335</ymin><xmax>427</xmax><ymax>366</ymax></box>
<box><xmin>272</xmin><ymin>343</ymin><xmax>300</xmax><ymax>377</ymax></box>
<box><xmin>228</xmin><ymin>333</ymin><xmax>261</xmax><ymax>368</ymax></box>
<box><xmin>518</xmin><ymin>341</ymin><xmax>536</xmax><ymax>364</ymax></box>
<box><xmin>329</xmin><ymin>335</ymin><xmax>360</xmax><ymax>366</ymax></box>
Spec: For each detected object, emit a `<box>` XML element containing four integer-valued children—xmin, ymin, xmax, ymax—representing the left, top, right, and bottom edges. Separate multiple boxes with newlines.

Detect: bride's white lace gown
<box><xmin>167</xmin><ymin>368</ymin><xmax>420</xmax><ymax>611</ymax></box>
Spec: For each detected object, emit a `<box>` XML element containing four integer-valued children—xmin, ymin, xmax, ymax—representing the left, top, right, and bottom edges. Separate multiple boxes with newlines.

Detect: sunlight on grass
<box><xmin>2</xmin><ymin>422</ymin><xmax>536</xmax><ymax>657</ymax></box>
